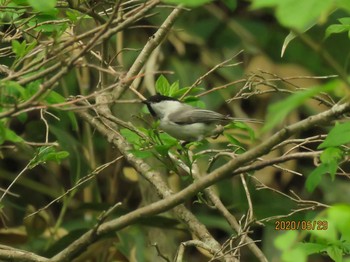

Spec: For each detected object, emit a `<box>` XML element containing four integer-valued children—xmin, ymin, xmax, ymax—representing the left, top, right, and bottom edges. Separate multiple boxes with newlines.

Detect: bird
<box><xmin>143</xmin><ymin>94</ymin><xmax>261</xmax><ymax>142</ymax></box>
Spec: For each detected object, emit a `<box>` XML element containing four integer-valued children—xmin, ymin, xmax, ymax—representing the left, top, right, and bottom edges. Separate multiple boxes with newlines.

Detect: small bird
<box><xmin>143</xmin><ymin>94</ymin><xmax>261</xmax><ymax>142</ymax></box>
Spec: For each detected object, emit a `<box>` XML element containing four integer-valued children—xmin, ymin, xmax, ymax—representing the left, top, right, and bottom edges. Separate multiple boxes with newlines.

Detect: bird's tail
<box><xmin>228</xmin><ymin>117</ymin><xmax>264</xmax><ymax>124</ymax></box>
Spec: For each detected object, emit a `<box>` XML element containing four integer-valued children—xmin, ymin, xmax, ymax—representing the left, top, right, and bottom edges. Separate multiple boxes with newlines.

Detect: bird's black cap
<box><xmin>142</xmin><ymin>94</ymin><xmax>179</xmax><ymax>104</ymax></box>
<box><xmin>142</xmin><ymin>94</ymin><xmax>179</xmax><ymax>118</ymax></box>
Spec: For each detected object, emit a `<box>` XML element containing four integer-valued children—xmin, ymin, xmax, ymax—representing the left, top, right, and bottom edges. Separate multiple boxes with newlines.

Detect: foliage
<box><xmin>263</xmin><ymin>81</ymin><xmax>336</xmax><ymax>132</ymax></box>
<box><xmin>250</xmin><ymin>0</ymin><xmax>350</xmax><ymax>31</ymax></box>
<box><xmin>326</xmin><ymin>18</ymin><xmax>350</xmax><ymax>39</ymax></box>
<box><xmin>275</xmin><ymin>205</ymin><xmax>350</xmax><ymax>262</ymax></box>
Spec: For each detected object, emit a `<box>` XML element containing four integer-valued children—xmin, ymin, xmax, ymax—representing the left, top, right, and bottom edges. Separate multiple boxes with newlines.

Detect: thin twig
<box><xmin>112</xmin><ymin>4</ymin><xmax>184</xmax><ymax>99</ymax></box>
<box><xmin>51</xmin><ymin>99</ymin><xmax>350</xmax><ymax>262</ymax></box>
<box><xmin>25</xmin><ymin>156</ymin><xmax>123</xmax><ymax>220</ymax></box>
<box><xmin>0</xmin><ymin>160</ymin><xmax>32</xmax><ymax>203</ymax></box>
<box><xmin>181</xmin><ymin>51</ymin><xmax>243</xmax><ymax>100</ymax></box>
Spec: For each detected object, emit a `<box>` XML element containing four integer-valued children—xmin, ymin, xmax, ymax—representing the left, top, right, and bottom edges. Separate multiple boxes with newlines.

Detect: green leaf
<box><xmin>12</xmin><ymin>40</ymin><xmax>26</xmax><ymax>58</ymax></box>
<box><xmin>320</xmin><ymin>146</ymin><xmax>342</xmax><ymax>166</ymax></box>
<box><xmin>319</xmin><ymin>122</ymin><xmax>350</xmax><ymax>149</ymax></box>
<box><xmin>326</xmin><ymin>245</ymin><xmax>343</xmax><ymax>262</ymax></box>
<box><xmin>16</xmin><ymin>112</ymin><xmax>28</xmax><ymax>123</ymax></box>
<box><xmin>27</xmin><ymin>12</ymin><xmax>67</xmax><ymax>35</ymax></box>
<box><xmin>45</xmin><ymin>90</ymin><xmax>65</xmax><ymax>104</ymax></box>
<box><xmin>225</xmin><ymin>133</ymin><xmax>243</xmax><ymax>146</ymax></box>
<box><xmin>0</xmin><ymin>81</ymin><xmax>26</xmax><ymax>104</ymax></box>
<box><xmin>11</xmin><ymin>39</ymin><xmax>37</xmax><ymax>61</ymax></box>
<box><xmin>28</xmin><ymin>0</ymin><xmax>57</xmax><ymax>12</ymax></box>
<box><xmin>172</xmin><ymin>86</ymin><xmax>204</xmax><ymax>98</ymax></box>
<box><xmin>162</xmin><ymin>0</ymin><xmax>213</xmax><ymax>7</ymax></box>
<box><xmin>251</xmin><ymin>0</ymin><xmax>334</xmax><ymax>31</ymax></box>
<box><xmin>26</xmin><ymin>40</ymin><xmax>37</xmax><ymax>53</ymax></box>
<box><xmin>297</xmin><ymin>242</ymin><xmax>327</xmax><ymax>255</ymax></box>
<box><xmin>337</xmin><ymin>0</ymin><xmax>350</xmax><ymax>13</ymax></box>
<box><xmin>281</xmin><ymin>31</ymin><xmax>297</xmax><ymax>57</ymax></box>
<box><xmin>325</xmin><ymin>24</ymin><xmax>350</xmax><ymax>39</ymax></box>
<box><xmin>339</xmin><ymin>17</ymin><xmax>350</xmax><ymax>25</ymax></box>
<box><xmin>24</xmin><ymin>80</ymin><xmax>42</xmax><ymax>98</ymax></box>
<box><xmin>341</xmin><ymin>242</ymin><xmax>350</xmax><ymax>254</ymax></box>
<box><xmin>168</xmin><ymin>80</ymin><xmax>180</xmax><ymax>96</ymax></box>
<box><xmin>319</xmin><ymin>147</ymin><xmax>343</xmax><ymax>180</ymax></box>
<box><xmin>120</xmin><ymin>129</ymin><xmax>141</xmax><ymax>146</ymax></box>
<box><xmin>116</xmin><ymin>227</ymin><xmax>147</xmax><ymax>262</ymax></box>
<box><xmin>327</xmin><ymin>161</ymin><xmax>338</xmax><ymax>181</ymax></box>
<box><xmin>224</xmin><ymin>134</ymin><xmax>246</xmax><ymax>154</ymax></box>
<box><xmin>0</xmin><ymin>121</ymin><xmax>23</xmax><ymax>145</ymax></box>
<box><xmin>226</xmin><ymin>121</ymin><xmax>256</xmax><ymax>141</ymax></box>
<box><xmin>158</xmin><ymin>132</ymin><xmax>178</xmax><ymax>145</ymax></box>
<box><xmin>128</xmin><ymin>149</ymin><xmax>153</xmax><ymax>159</ymax></box>
<box><xmin>306</xmin><ymin>163</ymin><xmax>328</xmax><ymax>192</ymax></box>
<box><xmin>46</xmin><ymin>151</ymin><xmax>69</xmax><ymax>161</ymax></box>
<box><xmin>310</xmin><ymin>218</ymin><xmax>337</xmax><ymax>242</ymax></box>
<box><xmin>275</xmin><ymin>231</ymin><xmax>298</xmax><ymax>251</ymax></box>
<box><xmin>183</xmin><ymin>96</ymin><xmax>206</xmax><ymax>108</ymax></box>
<box><xmin>280</xmin><ymin>16</ymin><xmax>317</xmax><ymax>57</ymax></box>
<box><xmin>281</xmin><ymin>248</ymin><xmax>307</xmax><ymax>262</ymax></box>
<box><xmin>66</xmin><ymin>10</ymin><xmax>80</xmax><ymax>22</ymax></box>
<box><xmin>263</xmin><ymin>82</ymin><xmax>335</xmax><ymax>132</ymax></box>
<box><xmin>155</xmin><ymin>75</ymin><xmax>170</xmax><ymax>95</ymax></box>
<box><xmin>328</xmin><ymin>205</ymin><xmax>350</xmax><ymax>242</ymax></box>
<box><xmin>223</xmin><ymin>0</ymin><xmax>237</xmax><ymax>11</ymax></box>
<box><xmin>29</xmin><ymin>146</ymin><xmax>69</xmax><ymax>168</ymax></box>
<box><xmin>154</xmin><ymin>145</ymin><xmax>172</xmax><ymax>156</ymax></box>
<box><xmin>275</xmin><ymin>0</ymin><xmax>333</xmax><ymax>31</ymax></box>
<box><xmin>3</xmin><ymin>127</ymin><xmax>23</xmax><ymax>143</ymax></box>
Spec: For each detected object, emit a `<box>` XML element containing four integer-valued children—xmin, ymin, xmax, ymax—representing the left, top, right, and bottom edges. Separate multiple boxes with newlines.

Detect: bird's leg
<box><xmin>176</xmin><ymin>141</ymin><xmax>189</xmax><ymax>154</ymax></box>
<box><xmin>181</xmin><ymin>141</ymin><xmax>190</xmax><ymax>147</ymax></box>
<box><xmin>211</xmin><ymin>124</ymin><xmax>225</xmax><ymax>139</ymax></box>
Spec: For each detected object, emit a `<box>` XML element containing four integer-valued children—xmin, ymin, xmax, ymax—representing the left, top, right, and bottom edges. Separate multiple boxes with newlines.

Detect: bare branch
<box><xmin>112</xmin><ymin>4</ymin><xmax>184</xmax><ymax>99</ymax></box>
<box><xmin>0</xmin><ymin>245</ymin><xmax>48</xmax><ymax>262</ymax></box>
<box><xmin>57</xmin><ymin>99</ymin><xmax>350</xmax><ymax>262</ymax></box>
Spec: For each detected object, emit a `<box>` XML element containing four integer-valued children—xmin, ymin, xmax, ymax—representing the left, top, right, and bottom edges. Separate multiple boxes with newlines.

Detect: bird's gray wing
<box><xmin>168</xmin><ymin>108</ymin><xmax>230</xmax><ymax>125</ymax></box>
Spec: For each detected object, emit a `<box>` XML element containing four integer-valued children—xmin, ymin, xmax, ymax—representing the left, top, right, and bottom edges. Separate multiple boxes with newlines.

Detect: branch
<box><xmin>99</xmin><ymin>101</ymin><xmax>350</xmax><ymax>223</ymax></box>
<box><xmin>52</xmin><ymin>100</ymin><xmax>350</xmax><ymax>261</ymax></box>
<box><xmin>0</xmin><ymin>245</ymin><xmax>48</xmax><ymax>262</ymax></box>
<box><xmin>232</xmin><ymin>151</ymin><xmax>320</xmax><ymax>175</ymax></box>
<box><xmin>0</xmin><ymin>1</ymin><xmax>160</xmax><ymax>119</ymax></box>
<box><xmin>51</xmin><ymin>110</ymin><xmax>224</xmax><ymax>261</ymax></box>
<box><xmin>175</xmin><ymin>240</ymin><xmax>218</xmax><ymax>262</ymax></box>
<box><xmin>84</xmin><ymin>4</ymin><xmax>227</xmax><ymax>260</ymax></box>
<box><xmin>206</xmin><ymin>185</ymin><xmax>268</xmax><ymax>262</ymax></box>
<box><xmin>185</xmin><ymin>151</ymin><xmax>266</xmax><ymax>261</ymax></box>
<box><xmin>112</xmin><ymin>5</ymin><xmax>184</xmax><ymax>99</ymax></box>
<box><xmin>181</xmin><ymin>50</ymin><xmax>243</xmax><ymax>100</ymax></box>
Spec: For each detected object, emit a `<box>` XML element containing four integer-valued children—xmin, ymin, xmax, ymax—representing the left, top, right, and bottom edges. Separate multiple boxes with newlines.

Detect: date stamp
<box><xmin>275</xmin><ymin>220</ymin><xmax>328</xmax><ymax>231</ymax></box>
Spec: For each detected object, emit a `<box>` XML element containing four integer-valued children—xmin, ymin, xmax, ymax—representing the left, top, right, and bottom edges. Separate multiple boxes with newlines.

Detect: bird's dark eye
<box><xmin>145</xmin><ymin>104</ymin><xmax>157</xmax><ymax>117</ymax></box>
